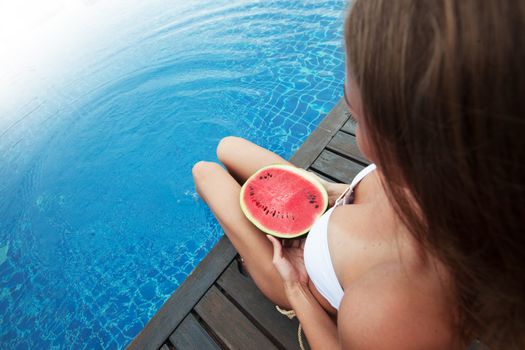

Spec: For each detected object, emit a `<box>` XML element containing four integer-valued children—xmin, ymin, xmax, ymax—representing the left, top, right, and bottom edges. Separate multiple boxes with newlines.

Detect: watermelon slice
<box><xmin>240</xmin><ymin>164</ymin><xmax>328</xmax><ymax>238</ymax></box>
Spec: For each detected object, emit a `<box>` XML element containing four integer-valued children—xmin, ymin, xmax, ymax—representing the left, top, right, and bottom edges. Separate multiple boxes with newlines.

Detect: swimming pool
<box><xmin>0</xmin><ymin>0</ymin><xmax>346</xmax><ymax>348</ymax></box>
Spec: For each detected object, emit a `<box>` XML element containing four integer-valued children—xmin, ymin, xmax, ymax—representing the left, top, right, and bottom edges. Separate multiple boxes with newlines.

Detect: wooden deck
<box><xmin>128</xmin><ymin>100</ymin><xmax>482</xmax><ymax>350</ymax></box>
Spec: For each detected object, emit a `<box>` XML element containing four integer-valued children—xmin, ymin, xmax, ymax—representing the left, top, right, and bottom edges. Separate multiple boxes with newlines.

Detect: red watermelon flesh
<box><xmin>240</xmin><ymin>164</ymin><xmax>328</xmax><ymax>238</ymax></box>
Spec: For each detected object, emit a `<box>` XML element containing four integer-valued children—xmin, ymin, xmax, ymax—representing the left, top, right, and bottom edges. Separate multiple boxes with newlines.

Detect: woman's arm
<box><xmin>285</xmin><ymin>281</ymin><xmax>340</xmax><ymax>349</ymax></box>
<box><xmin>266</xmin><ymin>235</ymin><xmax>341</xmax><ymax>349</ymax></box>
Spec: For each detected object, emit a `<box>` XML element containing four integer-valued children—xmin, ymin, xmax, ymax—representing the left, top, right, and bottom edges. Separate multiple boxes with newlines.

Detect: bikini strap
<box><xmin>349</xmin><ymin>163</ymin><xmax>377</xmax><ymax>191</ymax></box>
<box><xmin>334</xmin><ymin>163</ymin><xmax>376</xmax><ymax>207</ymax></box>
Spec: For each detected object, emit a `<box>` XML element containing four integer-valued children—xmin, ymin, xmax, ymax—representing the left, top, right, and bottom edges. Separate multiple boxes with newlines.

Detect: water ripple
<box><xmin>0</xmin><ymin>0</ymin><xmax>346</xmax><ymax>348</ymax></box>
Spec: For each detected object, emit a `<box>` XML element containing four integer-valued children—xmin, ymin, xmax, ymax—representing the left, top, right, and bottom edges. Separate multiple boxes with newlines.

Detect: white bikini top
<box><xmin>303</xmin><ymin>164</ymin><xmax>377</xmax><ymax>310</ymax></box>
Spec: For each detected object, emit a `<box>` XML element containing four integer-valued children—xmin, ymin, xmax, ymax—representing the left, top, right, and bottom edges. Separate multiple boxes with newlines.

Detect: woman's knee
<box><xmin>216</xmin><ymin>136</ymin><xmax>248</xmax><ymax>163</ymax></box>
<box><xmin>192</xmin><ymin>161</ymin><xmax>222</xmax><ymax>185</ymax></box>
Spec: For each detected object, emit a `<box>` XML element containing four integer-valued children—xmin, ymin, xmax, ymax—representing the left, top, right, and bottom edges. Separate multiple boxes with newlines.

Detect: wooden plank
<box><xmin>307</xmin><ymin>168</ymin><xmax>335</xmax><ymax>183</ymax></box>
<box><xmin>310</xmin><ymin>150</ymin><xmax>364</xmax><ymax>184</ymax></box>
<box><xmin>169</xmin><ymin>314</ymin><xmax>220</xmax><ymax>350</ymax></box>
<box><xmin>194</xmin><ymin>286</ymin><xmax>278</xmax><ymax>350</ymax></box>
<box><xmin>217</xmin><ymin>262</ymin><xmax>302</xmax><ymax>350</ymax></box>
<box><xmin>326</xmin><ymin>131</ymin><xmax>369</xmax><ymax>165</ymax></box>
<box><xmin>127</xmin><ymin>236</ymin><xmax>237</xmax><ymax>350</ymax></box>
<box><xmin>290</xmin><ymin>98</ymin><xmax>348</xmax><ymax>168</ymax></box>
<box><xmin>340</xmin><ymin>115</ymin><xmax>357</xmax><ymax>135</ymax></box>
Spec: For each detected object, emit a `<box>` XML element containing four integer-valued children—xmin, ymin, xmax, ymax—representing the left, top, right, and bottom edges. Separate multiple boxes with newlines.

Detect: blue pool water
<box><xmin>0</xmin><ymin>0</ymin><xmax>346</xmax><ymax>348</ymax></box>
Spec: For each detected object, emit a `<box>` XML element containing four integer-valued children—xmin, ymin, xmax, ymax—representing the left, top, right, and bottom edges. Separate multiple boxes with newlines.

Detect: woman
<box><xmin>192</xmin><ymin>0</ymin><xmax>525</xmax><ymax>349</ymax></box>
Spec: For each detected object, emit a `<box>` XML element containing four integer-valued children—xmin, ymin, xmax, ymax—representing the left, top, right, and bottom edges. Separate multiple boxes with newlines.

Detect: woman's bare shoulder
<box><xmin>337</xmin><ymin>262</ymin><xmax>459</xmax><ymax>350</ymax></box>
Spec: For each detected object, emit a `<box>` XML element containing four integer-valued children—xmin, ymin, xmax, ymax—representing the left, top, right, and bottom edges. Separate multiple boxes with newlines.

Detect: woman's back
<box><xmin>328</xmin><ymin>167</ymin><xmax>459</xmax><ymax>349</ymax></box>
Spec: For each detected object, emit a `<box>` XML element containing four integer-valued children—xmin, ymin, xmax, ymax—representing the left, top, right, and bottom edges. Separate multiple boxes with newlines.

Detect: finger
<box><xmin>300</xmin><ymin>238</ymin><xmax>306</xmax><ymax>249</ymax></box>
<box><xmin>266</xmin><ymin>235</ymin><xmax>283</xmax><ymax>259</ymax></box>
<box><xmin>291</xmin><ymin>239</ymin><xmax>300</xmax><ymax>248</ymax></box>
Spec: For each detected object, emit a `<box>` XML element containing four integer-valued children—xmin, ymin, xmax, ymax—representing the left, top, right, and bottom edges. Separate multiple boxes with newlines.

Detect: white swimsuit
<box><xmin>303</xmin><ymin>164</ymin><xmax>377</xmax><ymax>310</ymax></box>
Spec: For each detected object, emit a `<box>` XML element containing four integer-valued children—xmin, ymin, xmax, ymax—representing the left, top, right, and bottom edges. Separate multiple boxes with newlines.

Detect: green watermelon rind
<box><xmin>239</xmin><ymin>164</ymin><xmax>329</xmax><ymax>239</ymax></box>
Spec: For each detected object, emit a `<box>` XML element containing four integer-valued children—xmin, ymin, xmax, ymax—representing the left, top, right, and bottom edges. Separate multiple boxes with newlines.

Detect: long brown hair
<box><xmin>345</xmin><ymin>0</ymin><xmax>525</xmax><ymax>348</ymax></box>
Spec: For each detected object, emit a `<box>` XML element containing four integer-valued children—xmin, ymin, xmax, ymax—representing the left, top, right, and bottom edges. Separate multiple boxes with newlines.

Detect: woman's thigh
<box><xmin>217</xmin><ymin>136</ymin><xmax>292</xmax><ymax>183</ymax></box>
<box><xmin>192</xmin><ymin>160</ymin><xmax>291</xmax><ymax>308</ymax></box>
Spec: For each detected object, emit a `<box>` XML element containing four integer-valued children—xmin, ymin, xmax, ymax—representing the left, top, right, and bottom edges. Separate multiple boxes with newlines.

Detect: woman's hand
<box><xmin>305</xmin><ymin>171</ymin><xmax>349</xmax><ymax>207</ymax></box>
<box><xmin>268</xmin><ymin>236</ymin><xmax>342</xmax><ymax>350</ymax></box>
<box><xmin>266</xmin><ymin>235</ymin><xmax>309</xmax><ymax>288</ymax></box>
